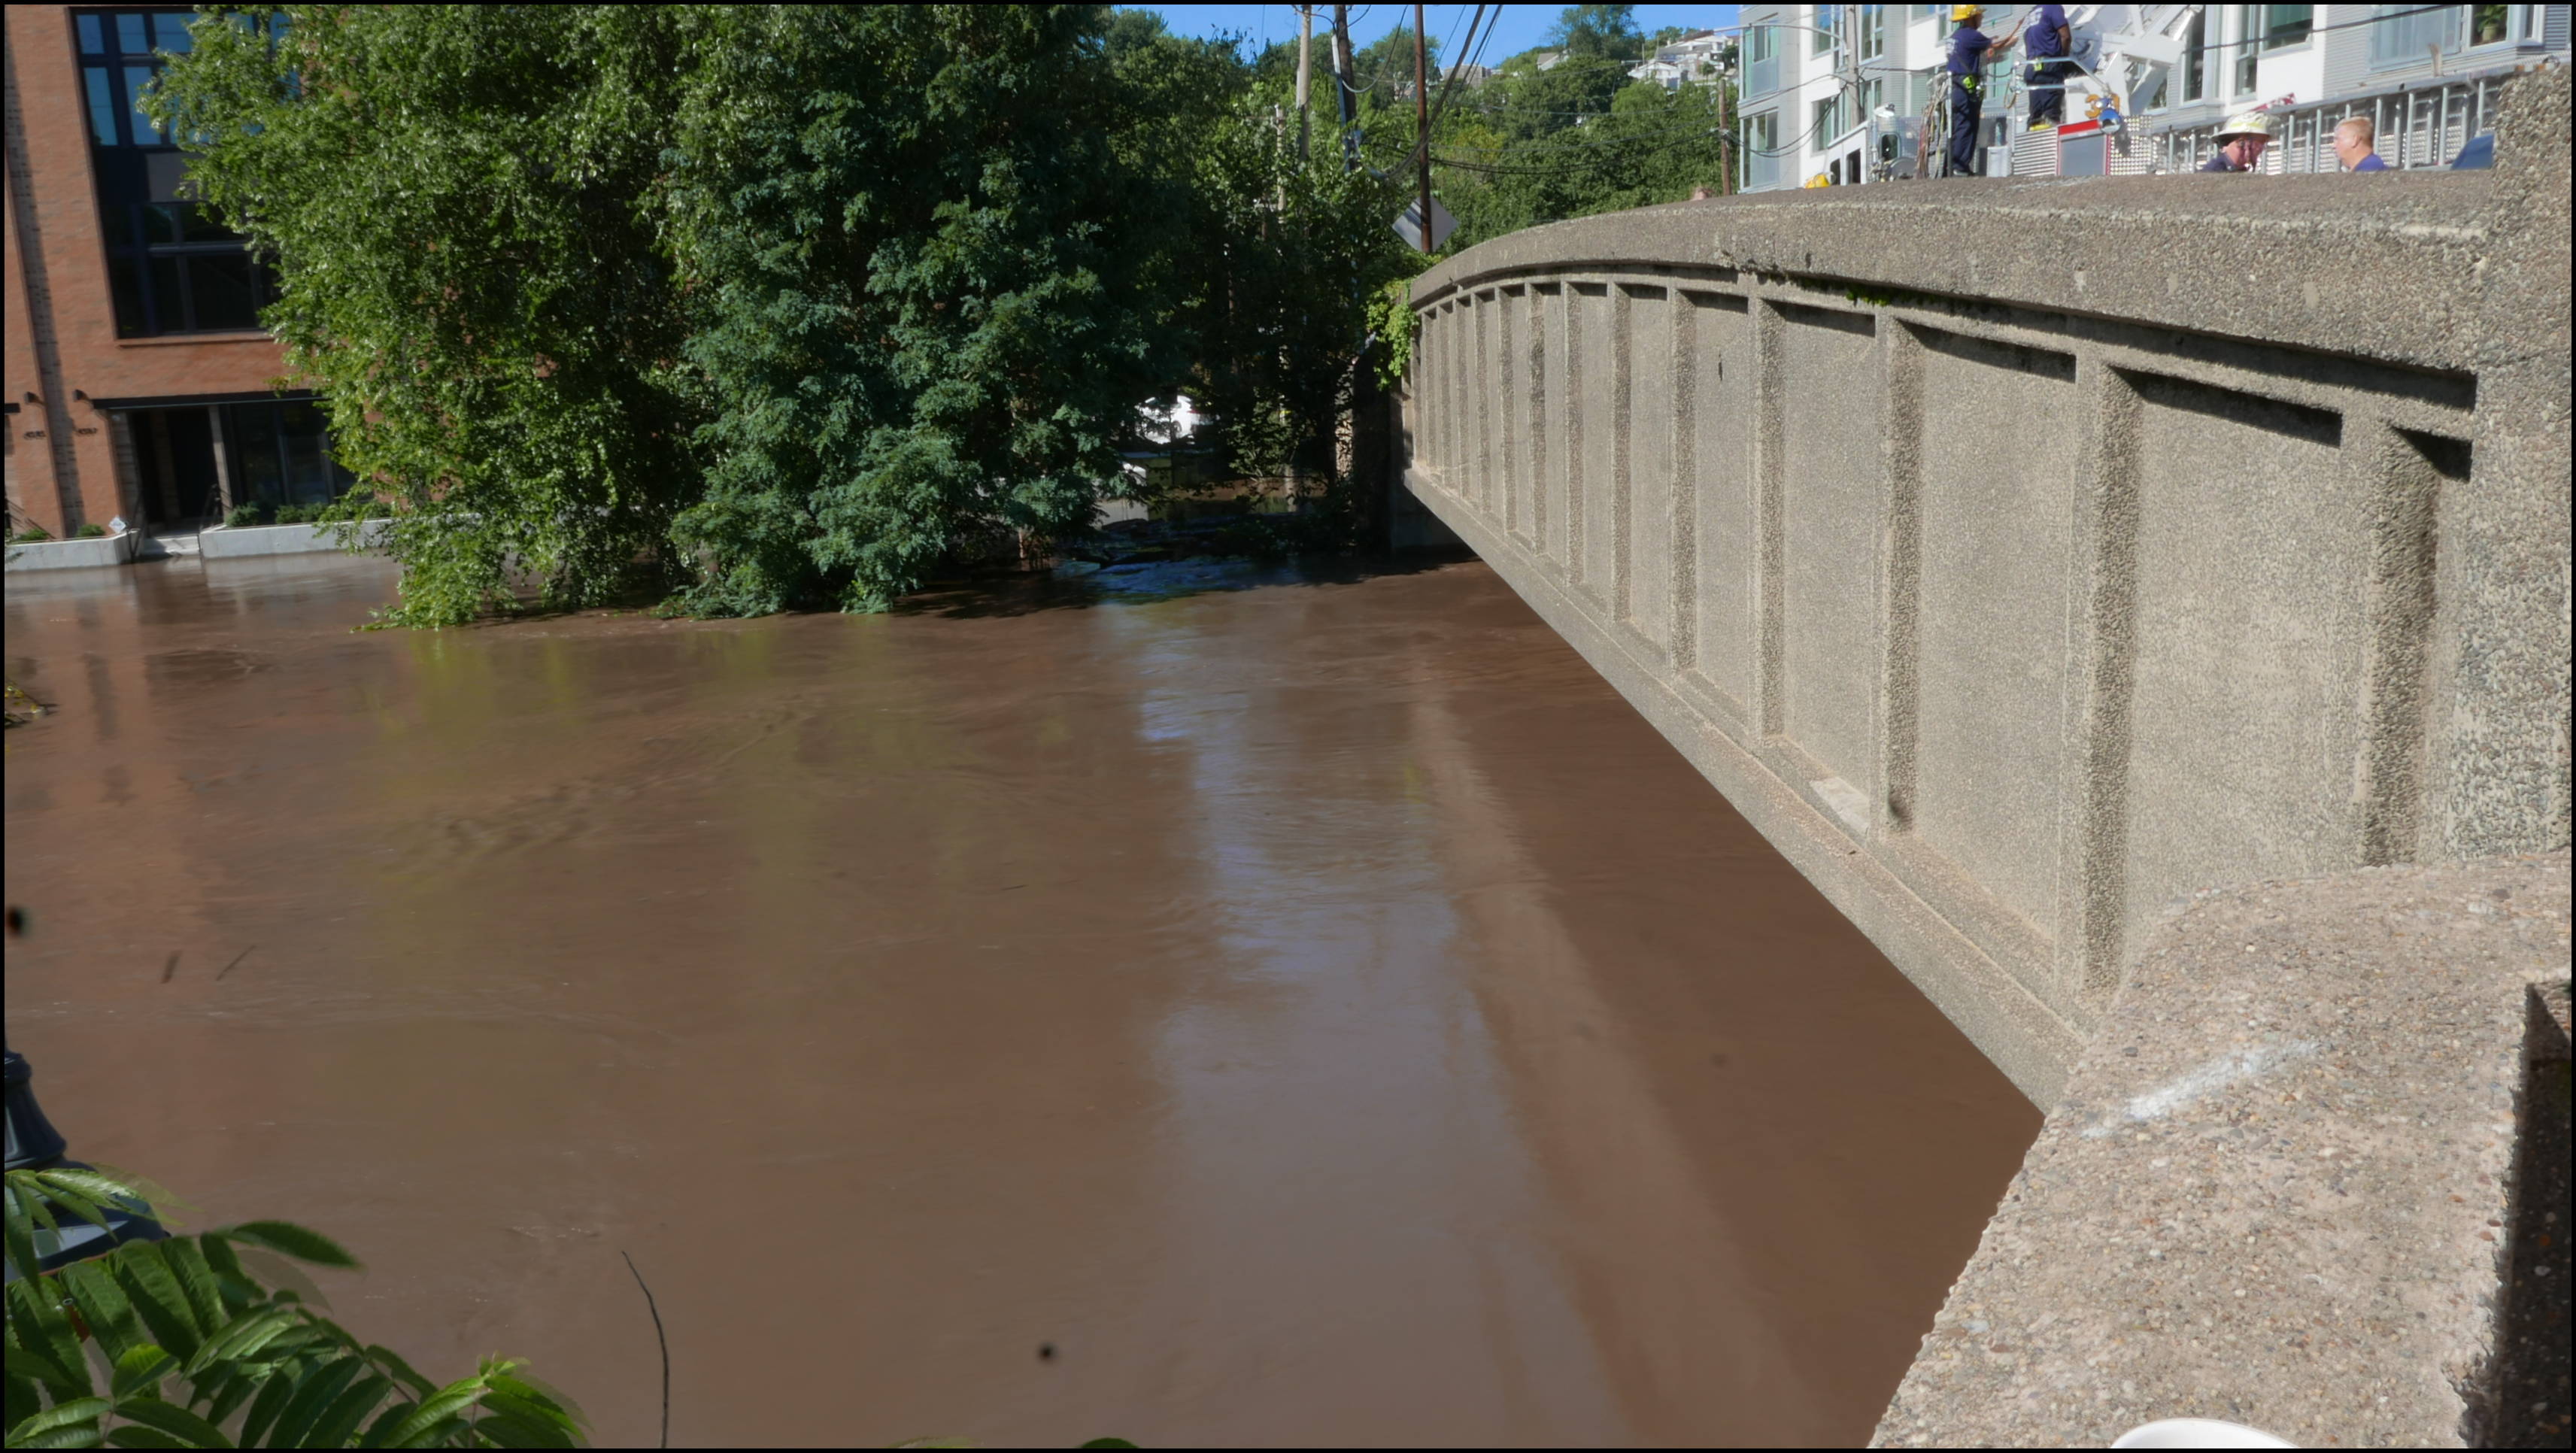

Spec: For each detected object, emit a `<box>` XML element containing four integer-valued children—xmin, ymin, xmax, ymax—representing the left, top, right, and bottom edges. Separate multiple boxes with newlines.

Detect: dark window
<box><xmin>220</xmin><ymin>400</ymin><xmax>352</xmax><ymax>509</ymax></box>
<box><xmin>74</xmin><ymin>8</ymin><xmax>281</xmax><ymax>337</ymax></box>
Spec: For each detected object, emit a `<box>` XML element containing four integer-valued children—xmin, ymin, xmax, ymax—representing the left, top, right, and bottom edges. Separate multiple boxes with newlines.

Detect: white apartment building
<box><xmin>1734</xmin><ymin>5</ymin><xmax>2568</xmax><ymax>192</ymax></box>
<box><xmin>1630</xmin><ymin>29</ymin><xmax>1732</xmax><ymax>89</ymax></box>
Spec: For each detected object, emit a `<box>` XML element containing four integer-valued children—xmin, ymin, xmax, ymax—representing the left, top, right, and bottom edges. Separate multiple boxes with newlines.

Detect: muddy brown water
<box><xmin>5</xmin><ymin>554</ymin><xmax>2037</xmax><ymax>1448</ymax></box>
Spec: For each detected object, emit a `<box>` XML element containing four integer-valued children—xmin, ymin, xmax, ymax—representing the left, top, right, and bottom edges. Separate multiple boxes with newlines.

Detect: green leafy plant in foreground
<box><xmin>5</xmin><ymin>1167</ymin><xmax>585</xmax><ymax>1448</ymax></box>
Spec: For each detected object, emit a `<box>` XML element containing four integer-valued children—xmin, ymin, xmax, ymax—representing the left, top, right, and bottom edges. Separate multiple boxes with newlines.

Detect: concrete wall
<box><xmin>1401</xmin><ymin>68</ymin><xmax>2570</xmax><ymax>1103</ymax></box>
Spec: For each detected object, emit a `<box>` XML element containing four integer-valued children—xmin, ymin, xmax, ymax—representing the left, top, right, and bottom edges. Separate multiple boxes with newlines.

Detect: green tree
<box><xmin>1549</xmin><ymin>4</ymin><xmax>1646</xmax><ymax>62</ymax></box>
<box><xmin>155</xmin><ymin>5</ymin><xmax>1670</xmax><ymax>620</ymax></box>
<box><xmin>150</xmin><ymin>5</ymin><xmax>702</xmax><ymax>628</ymax></box>
<box><xmin>657</xmin><ymin>5</ymin><xmax>1197</xmax><ymax>614</ymax></box>
<box><xmin>1350</xmin><ymin>25</ymin><xmax>1438</xmax><ymax>104</ymax></box>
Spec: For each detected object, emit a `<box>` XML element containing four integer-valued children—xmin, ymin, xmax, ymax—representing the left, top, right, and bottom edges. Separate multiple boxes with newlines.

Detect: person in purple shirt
<box><xmin>2332</xmin><ymin>116</ymin><xmax>2392</xmax><ymax>171</ymax></box>
<box><xmin>2024</xmin><ymin>3</ymin><xmax>2073</xmax><ymax>128</ymax></box>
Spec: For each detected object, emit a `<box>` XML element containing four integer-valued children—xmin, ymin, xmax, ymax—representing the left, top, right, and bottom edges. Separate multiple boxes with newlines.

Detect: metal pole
<box><xmin>1296</xmin><ymin>5</ymin><xmax>1313</xmax><ymax>164</ymax></box>
<box><xmin>1333</xmin><ymin>5</ymin><xmax>1358</xmax><ymax>172</ymax></box>
<box><xmin>1415</xmin><ymin>2</ymin><xmax>1431</xmax><ymax>253</ymax></box>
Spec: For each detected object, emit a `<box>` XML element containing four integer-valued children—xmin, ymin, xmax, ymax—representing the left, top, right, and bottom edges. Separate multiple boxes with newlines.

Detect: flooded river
<box><xmin>5</xmin><ymin>554</ymin><xmax>2036</xmax><ymax>1447</ymax></box>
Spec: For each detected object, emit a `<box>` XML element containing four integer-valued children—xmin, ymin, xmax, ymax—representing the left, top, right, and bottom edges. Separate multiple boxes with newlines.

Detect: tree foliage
<box><xmin>146</xmin><ymin>5</ymin><xmax>1719</xmax><ymax>622</ymax></box>
<box><xmin>657</xmin><ymin>5</ymin><xmax>1197</xmax><ymax>614</ymax></box>
<box><xmin>153</xmin><ymin>4</ymin><xmax>1428</xmax><ymax>621</ymax></box>
<box><xmin>5</xmin><ymin>1168</ymin><xmax>584</xmax><ymax>1448</ymax></box>
<box><xmin>153</xmin><ymin>6</ymin><xmax>700</xmax><ymax>627</ymax></box>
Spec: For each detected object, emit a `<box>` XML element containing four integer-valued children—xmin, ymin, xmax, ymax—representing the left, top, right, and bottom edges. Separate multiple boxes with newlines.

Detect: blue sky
<box><xmin>1134</xmin><ymin>5</ymin><xmax>1745</xmax><ymax>65</ymax></box>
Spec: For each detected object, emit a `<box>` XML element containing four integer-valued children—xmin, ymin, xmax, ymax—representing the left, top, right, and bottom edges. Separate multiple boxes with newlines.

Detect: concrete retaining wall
<box><xmin>1401</xmin><ymin>68</ymin><xmax>2570</xmax><ymax>1106</ymax></box>
<box><xmin>5</xmin><ymin>529</ymin><xmax>138</xmax><ymax>572</ymax></box>
<box><xmin>197</xmin><ymin>519</ymin><xmax>389</xmax><ymax>560</ymax></box>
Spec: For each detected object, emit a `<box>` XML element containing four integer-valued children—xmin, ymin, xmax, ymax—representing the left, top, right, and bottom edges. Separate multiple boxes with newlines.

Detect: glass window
<box><xmin>2232</xmin><ymin>8</ymin><xmax>2259</xmax><ymax>92</ymax></box>
<box><xmin>1859</xmin><ymin>5</ymin><xmax>1886</xmax><ymax>59</ymax></box>
<box><xmin>83</xmin><ymin>66</ymin><xmax>120</xmax><ymax>144</ymax></box>
<box><xmin>276</xmin><ymin>402</ymin><xmax>347</xmax><ymax>504</ymax></box>
<box><xmin>147</xmin><ymin>256</ymin><xmax>184</xmax><ymax>329</ymax></box>
<box><xmin>1813</xmin><ymin>5</ymin><xmax>1840</xmax><ymax>54</ymax></box>
<box><xmin>1741</xmin><ymin>108</ymin><xmax>1781</xmax><ymax>188</ymax></box>
<box><xmin>2258</xmin><ymin>5</ymin><xmax>2313</xmax><ymax>48</ymax></box>
<box><xmin>85</xmin><ymin>9</ymin><xmax>271</xmax><ymax>337</ymax></box>
<box><xmin>220</xmin><ymin>402</ymin><xmax>351</xmax><ymax>509</ymax></box>
<box><xmin>123</xmin><ymin>65</ymin><xmax>161</xmax><ymax>144</ymax></box>
<box><xmin>179</xmin><ymin>202</ymin><xmax>232</xmax><ymax>244</ymax></box>
<box><xmin>188</xmin><ymin>254</ymin><xmax>258</xmax><ymax>331</ymax></box>
<box><xmin>2468</xmin><ymin>5</ymin><xmax>2511</xmax><ymax>44</ymax></box>
<box><xmin>2371</xmin><ymin>2</ymin><xmax>2462</xmax><ymax>64</ymax></box>
<box><xmin>145</xmin><ymin>150</ymin><xmax>190</xmax><ymax>202</ymax></box>
<box><xmin>1812</xmin><ymin>93</ymin><xmax>1847</xmax><ymax>150</ymax></box>
<box><xmin>230</xmin><ymin>405</ymin><xmax>284</xmax><ymax>503</ymax></box>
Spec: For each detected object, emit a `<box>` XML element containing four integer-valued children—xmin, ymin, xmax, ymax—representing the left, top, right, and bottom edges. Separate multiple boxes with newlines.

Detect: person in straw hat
<box><xmin>2200</xmin><ymin>110</ymin><xmax>2274</xmax><ymax>172</ymax></box>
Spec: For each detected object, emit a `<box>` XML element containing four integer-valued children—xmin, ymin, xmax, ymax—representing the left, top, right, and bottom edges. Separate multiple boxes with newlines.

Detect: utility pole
<box><xmin>1414</xmin><ymin>2</ymin><xmax>1431</xmax><ymax>253</ymax></box>
<box><xmin>1332</xmin><ymin>5</ymin><xmax>1358</xmax><ymax>172</ymax></box>
<box><xmin>1295</xmin><ymin>6</ymin><xmax>1313</xmax><ymax>164</ymax></box>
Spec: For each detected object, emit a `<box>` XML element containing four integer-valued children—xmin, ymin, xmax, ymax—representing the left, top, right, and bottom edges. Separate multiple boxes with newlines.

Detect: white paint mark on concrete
<box><xmin>2082</xmin><ymin>1041</ymin><xmax>2319</xmax><ymax>1138</ymax></box>
<box><xmin>1811</xmin><ymin>777</ymin><xmax>1871</xmax><ymax>836</ymax></box>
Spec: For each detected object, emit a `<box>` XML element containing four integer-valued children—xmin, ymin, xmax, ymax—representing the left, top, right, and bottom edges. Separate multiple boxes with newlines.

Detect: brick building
<box><xmin>5</xmin><ymin>3</ymin><xmax>348</xmax><ymax>544</ymax></box>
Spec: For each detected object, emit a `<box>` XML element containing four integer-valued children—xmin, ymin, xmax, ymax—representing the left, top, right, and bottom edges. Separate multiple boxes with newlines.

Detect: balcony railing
<box><xmin>2151</xmin><ymin>70</ymin><xmax>2517</xmax><ymax>173</ymax></box>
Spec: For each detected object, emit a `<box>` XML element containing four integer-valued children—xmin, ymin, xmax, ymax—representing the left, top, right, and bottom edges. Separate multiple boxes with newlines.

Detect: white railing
<box><xmin>2151</xmin><ymin>69</ymin><xmax>2519</xmax><ymax>173</ymax></box>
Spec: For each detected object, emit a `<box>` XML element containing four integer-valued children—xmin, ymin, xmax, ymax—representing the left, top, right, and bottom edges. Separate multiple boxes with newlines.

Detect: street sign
<box><xmin>1392</xmin><ymin>196</ymin><xmax>1457</xmax><ymax>252</ymax></box>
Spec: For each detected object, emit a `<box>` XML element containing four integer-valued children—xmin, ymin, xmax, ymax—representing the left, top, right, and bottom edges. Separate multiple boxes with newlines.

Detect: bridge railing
<box><xmin>1399</xmin><ymin>69</ymin><xmax>2568</xmax><ymax>1103</ymax></box>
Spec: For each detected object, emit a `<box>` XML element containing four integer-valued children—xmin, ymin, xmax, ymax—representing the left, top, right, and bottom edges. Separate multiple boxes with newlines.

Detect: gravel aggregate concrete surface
<box><xmin>1874</xmin><ymin>850</ymin><xmax>2572</xmax><ymax>1448</ymax></box>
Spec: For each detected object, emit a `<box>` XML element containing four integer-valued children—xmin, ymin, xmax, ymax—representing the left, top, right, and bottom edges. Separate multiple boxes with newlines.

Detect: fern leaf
<box><xmin>265</xmin><ymin>1355</ymin><xmax>362</xmax><ymax>1448</ymax></box>
<box><xmin>209</xmin><ymin>1225</ymin><xmax>354</xmax><ymax>1272</ymax></box>
<box><xmin>108</xmin><ymin>1347</ymin><xmax>175</xmax><ymax>1403</ymax></box>
<box><xmin>7</xmin><ymin>1397</ymin><xmax>111</xmax><ymax>1444</ymax></box>
<box><xmin>60</xmin><ymin>1263</ymin><xmax>144</xmax><ymax>1362</ymax></box>
<box><xmin>105</xmin><ymin>1245</ymin><xmax>202</xmax><ymax>1362</ymax></box>
<box><xmin>157</xmin><ymin>1242</ymin><xmax>226</xmax><ymax>1338</ymax></box>
<box><xmin>98</xmin><ymin>1396</ymin><xmax>232</xmax><ymax>1448</ymax></box>
<box><xmin>301</xmin><ymin>1373</ymin><xmax>392</xmax><ymax>1450</ymax></box>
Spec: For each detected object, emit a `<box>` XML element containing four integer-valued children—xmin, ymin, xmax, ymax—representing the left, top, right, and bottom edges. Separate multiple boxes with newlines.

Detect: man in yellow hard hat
<box><xmin>1943</xmin><ymin>5</ymin><xmax>2020</xmax><ymax>177</ymax></box>
<box><xmin>2200</xmin><ymin>110</ymin><xmax>2274</xmax><ymax>171</ymax></box>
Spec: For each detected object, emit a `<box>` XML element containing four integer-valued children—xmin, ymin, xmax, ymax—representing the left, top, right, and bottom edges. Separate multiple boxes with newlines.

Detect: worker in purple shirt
<box><xmin>1944</xmin><ymin>5</ymin><xmax>2020</xmax><ymax>178</ymax></box>
<box><xmin>2024</xmin><ymin>3</ymin><xmax>2074</xmax><ymax>129</ymax></box>
<box><xmin>2332</xmin><ymin>116</ymin><xmax>2392</xmax><ymax>171</ymax></box>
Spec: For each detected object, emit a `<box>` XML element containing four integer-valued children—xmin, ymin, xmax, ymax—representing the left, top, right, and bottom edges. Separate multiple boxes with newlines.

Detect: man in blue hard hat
<box><xmin>1946</xmin><ymin>5</ymin><xmax>2020</xmax><ymax>177</ymax></box>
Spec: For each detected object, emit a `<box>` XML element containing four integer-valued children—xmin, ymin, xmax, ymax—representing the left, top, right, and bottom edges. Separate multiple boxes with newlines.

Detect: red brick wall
<box><xmin>3</xmin><ymin>5</ymin><xmax>287</xmax><ymax>535</ymax></box>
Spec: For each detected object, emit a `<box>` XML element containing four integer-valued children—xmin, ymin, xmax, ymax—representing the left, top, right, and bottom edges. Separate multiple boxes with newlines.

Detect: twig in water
<box><xmin>162</xmin><ymin>952</ymin><xmax>181</xmax><ymax>984</ymax></box>
<box><xmin>622</xmin><ymin>1249</ymin><xmax>670</xmax><ymax>1449</ymax></box>
<box><xmin>214</xmin><ymin>945</ymin><xmax>255</xmax><ymax>980</ymax></box>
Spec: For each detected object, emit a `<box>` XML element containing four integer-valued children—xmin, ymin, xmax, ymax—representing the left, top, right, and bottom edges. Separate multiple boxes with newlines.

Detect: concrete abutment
<box><xmin>1397</xmin><ymin>65</ymin><xmax>2570</xmax><ymax>1445</ymax></box>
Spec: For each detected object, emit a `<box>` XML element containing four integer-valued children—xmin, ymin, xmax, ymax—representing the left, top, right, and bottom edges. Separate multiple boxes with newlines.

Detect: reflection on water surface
<box><xmin>5</xmin><ymin>554</ymin><xmax>2036</xmax><ymax>1447</ymax></box>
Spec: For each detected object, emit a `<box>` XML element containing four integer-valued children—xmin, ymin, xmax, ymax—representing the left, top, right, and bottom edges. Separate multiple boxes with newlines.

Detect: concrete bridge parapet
<box><xmin>1399</xmin><ymin>68</ymin><xmax>2568</xmax><ymax>1107</ymax></box>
